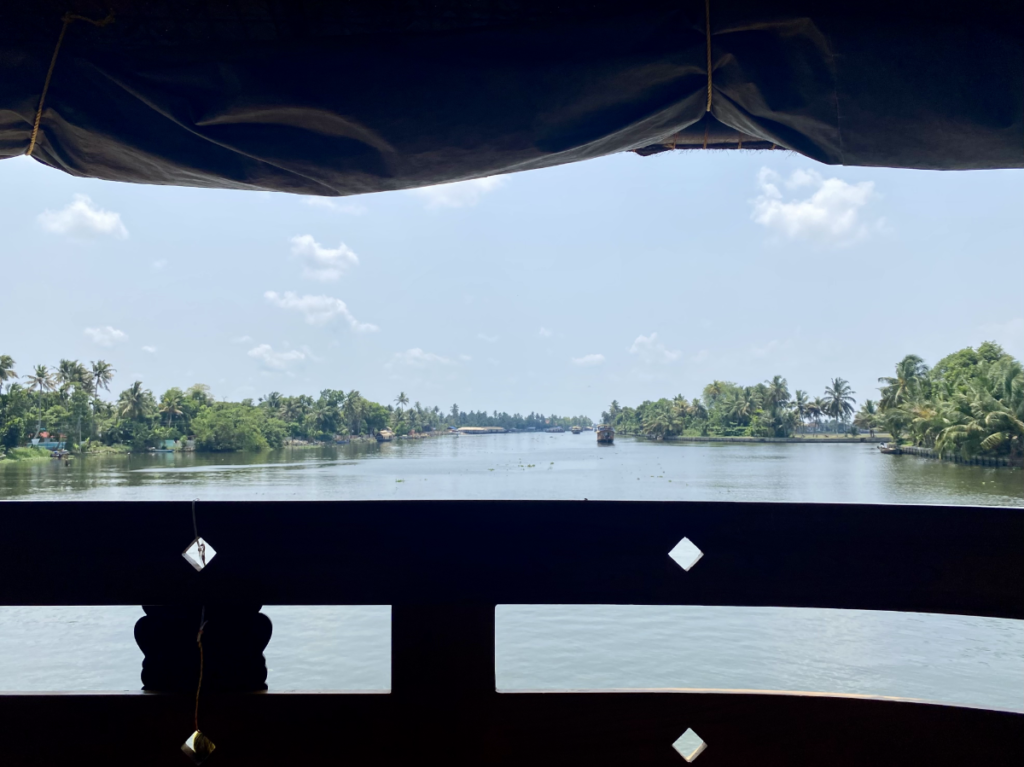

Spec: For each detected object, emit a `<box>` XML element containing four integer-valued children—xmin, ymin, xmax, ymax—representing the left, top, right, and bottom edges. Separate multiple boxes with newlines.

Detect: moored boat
<box><xmin>596</xmin><ymin>425</ymin><xmax>614</xmax><ymax>444</ymax></box>
<box><xmin>878</xmin><ymin>442</ymin><xmax>900</xmax><ymax>454</ymax></box>
<box><xmin>571</xmin><ymin>425</ymin><xmax>582</xmax><ymax>434</ymax></box>
<box><xmin>376</xmin><ymin>429</ymin><xmax>395</xmax><ymax>443</ymax></box>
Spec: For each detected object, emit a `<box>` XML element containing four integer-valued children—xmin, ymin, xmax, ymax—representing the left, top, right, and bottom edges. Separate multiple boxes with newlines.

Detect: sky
<box><xmin>1</xmin><ymin>151</ymin><xmax>1021</xmax><ymax>418</ymax></box>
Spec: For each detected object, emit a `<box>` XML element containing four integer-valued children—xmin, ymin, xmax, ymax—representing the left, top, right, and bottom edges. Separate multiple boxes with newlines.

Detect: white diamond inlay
<box><xmin>672</xmin><ymin>727</ymin><xmax>707</xmax><ymax>762</ymax></box>
<box><xmin>182</xmin><ymin>729</ymin><xmax>216</xmax><ymax>764</ymax></box>
<box><xmin>183</xmin><ymin>537</ymin><xmax>216</xmax><ymax>571</ymax></box>
<box><xmin>668</xmin><ymin>537</ymin><xmax>703</xmax><ymax>571</ymax></box>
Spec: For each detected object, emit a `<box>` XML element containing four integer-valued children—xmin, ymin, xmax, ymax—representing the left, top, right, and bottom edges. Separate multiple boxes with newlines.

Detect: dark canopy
<box><xmin>1</xmin><ymin>0</ymin><xmax>1021</xmax><ymax>196</ymax></box>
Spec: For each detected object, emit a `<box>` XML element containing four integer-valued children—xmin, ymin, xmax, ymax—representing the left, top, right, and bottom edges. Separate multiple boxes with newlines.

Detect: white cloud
<box><xmin>264</xmin><ymin>291</ymin><xmax>379</xmax><ymax>332</ymax></box>
<box><xmin>39</xmin><ymin>194</ymin><xmax>128</xmax><ymax>239</ymax></box>
<box><xmin>571</xmin><ymin>354</ymin><xmax>605</xmax><ymax>366</ymax></box>
<box><xmin>84</xmin><ymin>326</ymin><xmax>127</xmax><ymax>347</ymax></box>
<box><xmin>302</xmin><ymin>198</ymin><xmax>368</xmax><ymax>216</ymax></box>
<box><xmin>248</xmin><ymin>344</ymin><xmax>306</xmax><ymax>371</ymax></box>
<box><xmin>538</xmin><ymin>327</ymin><xmax>553</xmax><ymax>338</ymax></box>
<box><xmin>231</xmin><ymin>335</ymin><xmax>253</xmax><ymax>344</ymax></box>
<box><xmin>411</xmin><ymin>177</ymin><xmax>503</xmax><ymax>209</ymax></box>
<box><xmin>290</xmin><ymin>234</ymin><xmax>359</xmax><ymax>281</ymax></box>
<box><xmin>477</xmin><ymin>333</ymin><xmax>499</xmax><ymax>343</ymax></box>
<box><xmin>628</xmin><ymin>332</ymin><xmax>681</xmax><ymax>364</ymax></box>
<box><xmin>750</xmin><ymin>339</ymin><xmax>793</xmax><ymax>358</ymax></box>
<box><xmin>751</xmin><ymin>168</ymin><xmax>879</xmax><ymax>243</ymax></box>
<box><xmin>979</xmin><ymin>317</ymin><xmax>1024</xmax><ymax>358</ymax></box>
<box><xmin>386</xmin><ymin>348</ymin><xmax>452</xmax><ymax>369</ymax></box>
<box><xmin>152</xmin><ymin>259</ymin><xmax>167</xmax><ymax>271</ymax></box>
<box><xmin>141</xmin><ymin>345</ymin><xmax>157</xmax><ymax>354</ymax></box>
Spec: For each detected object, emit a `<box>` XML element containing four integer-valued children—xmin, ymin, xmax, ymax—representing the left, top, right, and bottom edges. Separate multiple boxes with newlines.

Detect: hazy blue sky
<box><xmin>1</xmin><ymin>151</ymin><xmax>1021</xmax><ymax>418</ymax></box>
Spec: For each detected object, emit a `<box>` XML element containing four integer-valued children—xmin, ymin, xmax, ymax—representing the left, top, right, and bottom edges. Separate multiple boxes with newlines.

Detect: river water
<box><xmin>1</xmin><ymin>435</ymin><xmax>1021</xmax><ymax>711</ymax></box>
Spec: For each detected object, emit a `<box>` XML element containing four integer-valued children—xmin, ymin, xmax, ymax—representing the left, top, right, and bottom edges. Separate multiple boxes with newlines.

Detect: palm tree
<box><xmin>939</xmin><ymin>359</ymin><xmax>1024</xmax><ymax>459</ymax></box>
<box><xmin>854</xmin><ymin>399</ymin><xmax>878</xmax><ymax>436</ymax></box>
<box><xmin>395</xmin><ymin>392</ymin><xmax>409</xmax><ymax>409</ymax></box>
<box><xmin>280</xmin><ymin>398</ymin><xmax>303</xmax><ymax>424</ymax></box>
<box><xmin>792</xmin><ymin>390</ymin><xmax>809</xmax><ymax>431</ymax></box>
<box><xmin>159</xmin><ymin>390</ymin><xmax>185</xmax><ymax>428</ymax></box>
<box><xmin>688</xmin><ymin>398</ymin><xmax>708</xmax><ymax>421</ymax></box>
<box><xmin>806</xmin><ymin>398</ymin><xmax>825</xmax><ymax>431</ymax></box>
<box><xmin>90</xmin><ymin>360</ymin><xmax>116</xmax><ymax>394</ymax></box>
<box><xmin>24</xmin><ymin>364</ymin><xmax>53</xmax><ymax>428</ymax></box>
<box><xmin>642</xmin><ymin>404</ymin><xmax>673</xmax><ymax>439</ymax></box>
<box><xmin>118</xmin><ymin>381</ymin><xmax>150</xmax><ymax>421</ymax></box>
<box><xmin>823</xmin><ymin>377</ymin><xmax>857</xmax><ymax>425</ymax></box>
<box><xmin>0</xmin><ymin>355</ymin><xmax>17</xmax><ymax>393</ymax></box>
<box><xmin>343</xmin><ymin>390</ymin><xmax>364</xmax><ymax>434</ymax></box>
<box><xmin>260</xmin><ymin>391</ymin><xmax>283</xmax><ymax>411</ymax></box>
<box><xmin>765</xmin><ymin>375</ymin><xmax>790</xmax><ymax>408</ymax></box>
<box><xmin>879</xmin><ymin>354</ymin><xmax>929</xmax><ymax>409</ymax></box>
<box><xmin>56</xmin><ymin>359</ymin><xmax>81</xmax><ymax>400</ymax></box>
<box><xmin>728</xmin><ymin>388</ymin><xmax>759</xmax><ymax>425</ymax></box>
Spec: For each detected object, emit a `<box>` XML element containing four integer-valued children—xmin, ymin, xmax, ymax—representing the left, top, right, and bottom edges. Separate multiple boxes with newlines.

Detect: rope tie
<box><xmin>26</xmin><ymin>10</ymin><xmax>115</xmax><ymax>157</ymax></box>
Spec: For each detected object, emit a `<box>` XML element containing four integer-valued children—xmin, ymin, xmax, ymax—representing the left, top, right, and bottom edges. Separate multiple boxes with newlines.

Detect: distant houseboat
<box><xmin>596</xmin><ymin>425</ymin><xmax>615</xmax><ymax>444</ymax></box>
<box><xmin>376</xmin><ymin>429</ymin><xmax>395</xmax><ymax>443</ymax></box>
<box><xmin>571</xmin><ymin>426</ymin><xmax>582</xmax><ymax>434</ymax></box>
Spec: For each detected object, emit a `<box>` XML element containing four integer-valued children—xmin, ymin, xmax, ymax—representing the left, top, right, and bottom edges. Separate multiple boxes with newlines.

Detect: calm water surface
<box><xmin>2</xmin><ymin>435</ymin><xmax>1021</xmax><ymax>711</ymax></box>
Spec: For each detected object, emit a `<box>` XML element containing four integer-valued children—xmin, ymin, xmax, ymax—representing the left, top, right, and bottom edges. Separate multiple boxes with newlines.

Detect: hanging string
<box><xmin>26</xmin><ymin>10</ymin><xmax>115</xmax><ymax>157</ymax></box>
<box><xmin>195</xmin><ymin>606</ymin><xmax>208</xmax><ymax>733</ymax></box>
<box><xmin>704</xmin><ymin>0</ymin><xmax>713</xmax><ymax>113</ymax></box>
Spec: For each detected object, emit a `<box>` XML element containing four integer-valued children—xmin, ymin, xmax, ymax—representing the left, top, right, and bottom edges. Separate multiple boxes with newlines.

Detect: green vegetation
<box><xmin>871</xmin><ymin>342</ymin><xmax>1022</xmax><ymax>461</ymax></box>
<box><xmin>1</xmin><ymin>446</ymin><xmax>52</xmax><ymax>461</ymax></box>
<box><xmin>602</xmin><ymin>375</ymin><xmax>858</xmax><ymax>440</ymax></box>
<box><xmin>0</xmin><ymin>356</ymin><xmax>590</xmax><ymax>454</ymax></box>
<box><xmin>2</xmin><ymin>343</ymin><xmax>1017</xmax><ymax>462</ymax></box>
<box><xmin>601</xmin><ymin>342</ymin><xmax>1021</xmax><ymax>463</ymax></box>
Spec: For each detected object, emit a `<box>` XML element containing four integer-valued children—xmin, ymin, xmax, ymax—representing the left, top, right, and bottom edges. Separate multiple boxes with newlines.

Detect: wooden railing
<box><xmin>2</xmin><ymin>500</ymin><xmax>1022</xmax><ymax>765</ymax></box>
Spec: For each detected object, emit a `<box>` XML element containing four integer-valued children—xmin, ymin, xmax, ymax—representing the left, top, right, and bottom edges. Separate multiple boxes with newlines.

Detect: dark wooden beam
<box><xmin>2</xmin><ymin>501</ymin><xmax>1020</xmax><ymax>619</ymax></box>
<box><xmin>0</xmin><ymin>690</ymin><xmax>1019</xmax><ymax>766</ymax></box>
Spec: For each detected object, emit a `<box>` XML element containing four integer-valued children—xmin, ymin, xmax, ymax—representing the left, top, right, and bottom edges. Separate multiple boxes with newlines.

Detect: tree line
<box><xmin>0</xmin><ymin>355</ymin><xmax>590</xmax><ymax>453</ymax></box>
<box><xmin>601</xmin><ymin>375</ymin><xmax>857</xmax><ymax>439</ymax></box>
<box><xmin>870</xmin><ymin>342</ymin><xmax>1022</xmax><ymax>460</ymax></box>
<box><xmin>598</xmin><ymin>341</ymin><xmax>1021</xmax><ymax>461</ymax></box>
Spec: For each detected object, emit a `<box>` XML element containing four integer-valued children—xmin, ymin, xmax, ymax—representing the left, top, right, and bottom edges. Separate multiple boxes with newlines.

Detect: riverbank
<box><xmin>884</xmin><ymin>445</ymin><xmax>1021</xmax><ymax>469</ymax></box>
<box><xmin>633</xmin><ymin>435</ymin><xmax>889</xmax><ymax>444</ymax></box>
<box><xmin>0</xmin><ymin>446</ymin><xmax>53</xmax><ymax>461</ymax></box>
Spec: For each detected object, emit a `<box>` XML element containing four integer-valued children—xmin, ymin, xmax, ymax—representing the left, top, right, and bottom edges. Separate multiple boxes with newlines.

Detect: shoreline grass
<box><xmin>1</xmin><ymin>446</ymin><xmax>54</xmax><ymax>461</ymax></box>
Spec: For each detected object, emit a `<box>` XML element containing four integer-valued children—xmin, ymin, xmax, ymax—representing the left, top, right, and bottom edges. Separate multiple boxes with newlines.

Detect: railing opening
<box><xmin>0</xmin><ymin>606</ymin><xmax>391</xmax><ymax>692</ymax></box>
<box><xmin>495</xmin><ymin>605</ymin><xmax>1024</xmax><ymax>712</ymax></box>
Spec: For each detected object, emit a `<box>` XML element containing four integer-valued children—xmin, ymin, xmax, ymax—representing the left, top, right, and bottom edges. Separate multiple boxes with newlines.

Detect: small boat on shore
<box><xmin>878</xmin><ymin>442</ymin><xmax>900</xmax><ymax>454</ymax></box>
<box><xmin>596</xmin><ymin>425</ymin><xmax>615</xmax><ymax>444</ymax></box>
